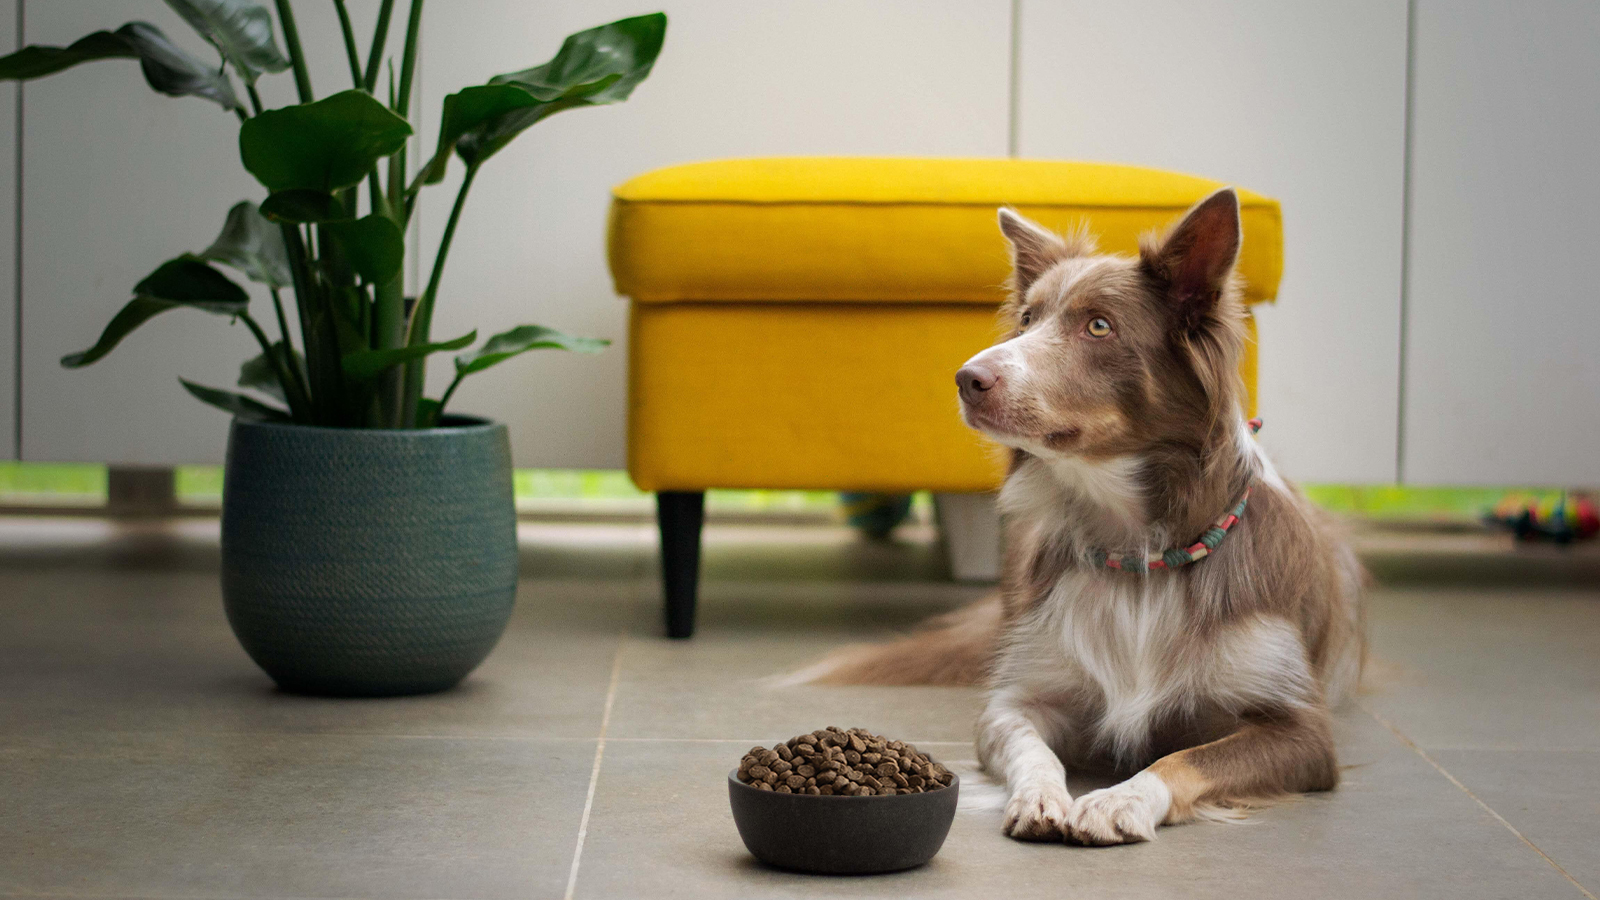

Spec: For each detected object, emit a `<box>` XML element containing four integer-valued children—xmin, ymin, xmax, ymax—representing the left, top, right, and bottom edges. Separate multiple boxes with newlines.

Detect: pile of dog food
<box><xmin>736</xmin><ymin>727</ymin><xmax>954</xmax><ymax>795</ymax></box>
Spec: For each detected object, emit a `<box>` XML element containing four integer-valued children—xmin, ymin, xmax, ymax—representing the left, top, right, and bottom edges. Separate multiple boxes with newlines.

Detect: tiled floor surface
<box><xmin>1</xmin><ymin>516</ymin><xmax>1596</xmax><ymax>899</ymax></box>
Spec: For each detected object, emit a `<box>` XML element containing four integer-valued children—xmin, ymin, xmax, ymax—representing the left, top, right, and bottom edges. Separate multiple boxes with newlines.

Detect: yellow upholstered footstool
<box><xmin>607</xmin><ymin>158</ymin><xmax>1282</xmax><ymax>636</ymax></box>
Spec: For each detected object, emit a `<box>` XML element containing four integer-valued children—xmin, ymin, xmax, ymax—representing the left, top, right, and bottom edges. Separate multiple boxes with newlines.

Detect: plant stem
<box><xmin>245</xmin><ymin>82</ymin><xmax>264</xmax><ymax>116</ymax></box>
<box><xmin>400</xmin><ymin>162</ymin><xmax>477</xmax><ymax>426</ymax></box>
<box><xmin>362</xmin><ymin>0</ymin><xmax>396</xmax><ymax>93</ymax></box>
<box><xmin>395</xmin><ymin>0</ymin><xmax>423</xmax><ymax>114</ymax></box>
<box><xmin>240</xmin><ymin>312</ymin><xmax>309</xmax><ymax>421</ymax></box>
<box><xmin>333</xmin><ymin>0</ymin><xmax>363</xmax><ymax>89</ymax></box>
<box><xmin>371</xmin><ymin>273</ymin><xmax>407</xmax><ymax>427</ymax></box>
<box><xmin>266</xmin><ymin>287</ymin><xmax>311</xmax><ymax>409</ymax></box>
<box><xmin>273</xmin><ymin>0</ymin><xmax>314</xmax><ymax>103</ymax></box>
<box><xmin>435</xmin><ymin>370</ymin><xmax>465</xmax><ymax>420</ymax></box>
<box><xmin>280</xmin><ymin>224</ymin><xmax>339</xmax><ymax>424</ymax></box>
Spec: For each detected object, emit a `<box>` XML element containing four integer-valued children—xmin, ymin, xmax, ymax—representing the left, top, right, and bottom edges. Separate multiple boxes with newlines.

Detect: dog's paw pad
<box><xmin>1063</xmin><ymin>772</ymin><xmax>1171</xmax><ymax>846</ymax></box>
<box><xmin>1003</xmin><ymin>784</ymin><xmax>1073</xmax><ymax>841</ymax></box>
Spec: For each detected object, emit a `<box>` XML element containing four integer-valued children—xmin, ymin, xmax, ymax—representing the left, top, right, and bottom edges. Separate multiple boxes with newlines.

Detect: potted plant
<box><xmin>0</xmin><ymin>2</ymin><xmax>667</xmax><ymax>696</ymax></box>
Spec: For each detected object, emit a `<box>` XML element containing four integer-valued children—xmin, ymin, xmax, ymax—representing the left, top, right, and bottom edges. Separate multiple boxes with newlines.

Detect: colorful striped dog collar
<box><xmin>1093</xmin><ymin>418</ymin><xmax>1262</xmax><ymax>574</ymax></box>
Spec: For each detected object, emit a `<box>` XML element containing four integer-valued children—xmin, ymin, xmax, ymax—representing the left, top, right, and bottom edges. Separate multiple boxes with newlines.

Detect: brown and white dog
<box><xmin>806</xmin><ymin>189</ymin><xmax>1365</xmax><ymax>846</ymax></box>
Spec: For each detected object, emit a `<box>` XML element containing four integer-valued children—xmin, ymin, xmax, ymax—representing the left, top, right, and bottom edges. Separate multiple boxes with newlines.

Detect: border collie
<box><xmin>804</xmin><ymin>189</ymin><xmax>1365</xmax><ymax>846</ymax></box>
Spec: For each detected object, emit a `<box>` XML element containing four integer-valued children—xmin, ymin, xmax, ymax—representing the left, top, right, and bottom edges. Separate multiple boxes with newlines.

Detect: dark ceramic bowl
<box><xmin>728</xmin><ymin>771</ymin><xmax>959</xmax><ymax>874</ymax></box>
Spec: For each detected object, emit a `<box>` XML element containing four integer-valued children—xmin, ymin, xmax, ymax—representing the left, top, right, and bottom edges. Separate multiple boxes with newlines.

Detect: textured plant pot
<box><xmin>221</xmin><ymin>416</ymin><xmax>517</xmax><ymax>697</ymax></box>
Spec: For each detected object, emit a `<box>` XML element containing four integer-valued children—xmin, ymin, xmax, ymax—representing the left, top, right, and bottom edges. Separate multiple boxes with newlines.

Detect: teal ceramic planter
<box><xmin>221</xmin><ymin>416</ymin><xmax>518</xmax><ymax>696</ymax></box>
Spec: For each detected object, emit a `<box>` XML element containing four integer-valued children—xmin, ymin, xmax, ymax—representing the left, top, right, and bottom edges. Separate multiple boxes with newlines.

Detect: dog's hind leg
<box><xmin>977</xmin><ymin>688</ymin><xmax>1076</xmax><ymax>841</ymax></box>
<box><xmin>1062</xmin><ymin>708</ymin><xmax>1338</xmax><ymax>846</ymax></box>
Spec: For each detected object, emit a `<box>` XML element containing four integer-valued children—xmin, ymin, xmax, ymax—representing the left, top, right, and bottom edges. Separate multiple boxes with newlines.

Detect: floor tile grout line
<box><xmin>562</xmin><ymin>629</ymin><xmax>625</xmax><ymax>900</ymax></box>
<box><xmin>562</xmin><ymin>530</ymin><xmax>647</xmax><ymax>900</ymax></box>
<box><xmin>1365</xmin><ymin>706</ymin><xmax>1598</xmax><ymax>900</ymax></box>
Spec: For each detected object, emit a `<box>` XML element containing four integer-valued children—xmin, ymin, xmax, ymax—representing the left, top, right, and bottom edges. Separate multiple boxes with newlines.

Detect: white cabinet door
<box><xmin>1015</xmin><ymin>0</ymin><xmax>1409</xmax><ymax>484</ymax></box>
<box><xmin>18</xmin><ymin>1</ymin><xmax>402</xmax><ymax>464</ymax></box>
<box><xmin>417</xmin><ymin>0</ymin><xmax>1013</xmax><ymax>469</ymax></box>
<box><xmin>1402</xmin><ymin>0</ymin><xmax>1600</xmax><ymax>485</ymax></box>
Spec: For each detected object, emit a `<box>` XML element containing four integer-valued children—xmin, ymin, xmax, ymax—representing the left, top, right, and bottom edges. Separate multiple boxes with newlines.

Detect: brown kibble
<box><xmin>737</xmin><ymin>729</ymin><xmax>951</xmax><ymax>798</ymax></box>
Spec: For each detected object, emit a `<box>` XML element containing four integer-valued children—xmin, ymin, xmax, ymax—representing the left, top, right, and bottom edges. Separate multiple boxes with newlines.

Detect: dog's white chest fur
<box><xmin>996</xmin><ymin>568</ymin><xmax>1314</xmax><ymax>767</ymax></box>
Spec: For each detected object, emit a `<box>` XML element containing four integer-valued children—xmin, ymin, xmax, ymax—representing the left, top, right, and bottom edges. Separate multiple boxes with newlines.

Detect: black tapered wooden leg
<box><xmin>656</xmin><ymin>491</ymin><xmax>705</xmax><ymax>639</ymax></box>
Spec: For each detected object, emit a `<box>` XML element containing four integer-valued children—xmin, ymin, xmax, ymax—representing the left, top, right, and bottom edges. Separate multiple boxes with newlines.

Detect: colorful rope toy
<box><xmin>1485</xmin><ymin>492</ymin><xmax>1599</xmax><ymax>543</ymax></box>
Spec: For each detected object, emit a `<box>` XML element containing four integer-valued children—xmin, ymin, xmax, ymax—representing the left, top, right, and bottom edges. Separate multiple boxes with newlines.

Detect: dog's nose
<box><xmin>956</xmin><ymin>364</ymin><xmax>998</xmax><ymax>404</ymax></box>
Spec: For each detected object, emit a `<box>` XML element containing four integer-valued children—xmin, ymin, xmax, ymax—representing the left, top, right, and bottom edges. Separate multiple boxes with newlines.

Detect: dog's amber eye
<box><xmin>1087</xmin><ymin>317</ymin><xmax>1113</xmax><ymax>337</ymax></box>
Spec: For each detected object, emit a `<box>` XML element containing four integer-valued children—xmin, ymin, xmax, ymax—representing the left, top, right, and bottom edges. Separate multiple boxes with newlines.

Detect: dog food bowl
<box><xmin>727</xmin><ymin>771</ymin><xmax>959</xmax><ymax>874</ymax></box>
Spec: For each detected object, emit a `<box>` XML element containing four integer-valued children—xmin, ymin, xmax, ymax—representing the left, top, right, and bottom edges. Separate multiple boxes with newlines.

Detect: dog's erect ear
<box><xmin>998</xmin><ymin>208</ymin><xmax>1068</xmax><ymax>294</ymax></box>
<box><xmin>1141</xmin><ymin>188</ymin><xmax>1241</xmax><ymax>328</ymax></box>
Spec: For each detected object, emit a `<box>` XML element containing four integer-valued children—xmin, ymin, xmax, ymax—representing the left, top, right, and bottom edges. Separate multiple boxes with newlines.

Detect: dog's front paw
<box><xmin>1063</xmin><ymin>772</ymin><xmax>1172</xmax><ymax>846</ymax></box>
<box><xmin>1003</xmin><ymin>783</ymin><xmax>1073</xmax><ymax>841</ymax></box>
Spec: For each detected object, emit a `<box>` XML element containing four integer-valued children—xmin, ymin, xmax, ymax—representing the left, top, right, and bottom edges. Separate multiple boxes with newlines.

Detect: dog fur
<box><xmin>804</xmin><ymin>189</ymin><xmax>1366</xmax><ymax>846</ymax></box>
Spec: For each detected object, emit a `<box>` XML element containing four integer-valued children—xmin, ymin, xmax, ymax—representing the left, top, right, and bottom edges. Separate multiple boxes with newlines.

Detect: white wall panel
<box><xmin>1402</xmin><ymin>1</ymin><xmax>1600</xmax><ymax>485</ymax></box>
<box><xmin>20</xmin><ymin>1</ymin><xmax>402</xmax><ymax>464</ymax></box>
<box><xmin>417</xmin><ymin>0</ymin><xmax>1013</xmax><ymax>469</ymax></box>
<box><xmin>1016</xmin><ymin>0</ymin><xmax>1409</xmax><ymax>484</ymax></box>
<box><xmin>0</xmin><ymin>1</ymin><xmax>15</xmax><ymax>459</ymax></box>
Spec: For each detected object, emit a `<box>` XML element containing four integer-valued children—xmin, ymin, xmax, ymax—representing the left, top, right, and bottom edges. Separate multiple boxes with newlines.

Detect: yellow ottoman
<box><xmin>607</xmin><ymin>158</ymin><xmax>1282</xmax><ymax>636</ymax></box>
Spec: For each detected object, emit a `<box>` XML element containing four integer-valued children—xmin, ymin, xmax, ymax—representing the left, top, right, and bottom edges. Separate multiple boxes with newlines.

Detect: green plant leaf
<box><xmin>342</xmin><ymin>330</ymin><xmax>476</xmax><ymax>381</ymax></box>
<box><xmin>238</xmin><ymin>340</ymin><xmax>303</xmax><ymax>402</ymax></box>
<box><xmin>0</xmin><ymin>22</ymin><xmax>243</xmax><ymax>110</ymax></box>
<box><xmin>163</xmin><ymin>0</ymin><xmax>290</xmax><ymax>84</ymax></box>
<box><xmin>122</xmin><ymin>21</ymin><xmax>243</xmax><ymax>110</ymax></box>
<box><xmin>450</xmin><ymin>13</ymin><xmax>665</xmax><ymax>170</ymax></box>
<box><xmin>241</xmin><ymin>90</ymin><xmax>412</xmax><ymax>194</ymax></box>
<box><xmin>454</xmin><ymin>324</ymin><xmax>608</xmax><ymax>377</ymax></box>
<box><xmin>420</xmin><ymin>83</ymin><xmax>543</xmax><ymax>184</ymax></box>
<box><xmin>198</xmin><ymin>201</ymin><xmax>290</xmax><ymax>288</ymax></box>
<box><xmin>323</xmin><ymin>215</ymin><xmax>404</xmax><ymax>284</ymax></box>
<box><xmin>61</xmin><ymin>258</ymin><xmax>249</xmax><ymax>367</ymax></box>
<box><xmin>0</xmin><ymin>30</ymin><xmax>138</xmax><ymax>80</ymax></box>
<box><xmin>259</xmin><ymin>189</ymin><xmax>349</xmax><ymax>223</ymax></box>
<box><xmin>180</xmin><ymin>378</ymin><xmax>290</xmax><ymax>421</ymax></box>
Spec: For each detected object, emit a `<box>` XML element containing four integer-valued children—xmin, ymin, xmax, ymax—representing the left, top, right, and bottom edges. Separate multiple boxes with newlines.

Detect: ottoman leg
<box><xmin>656</xmin><ymin>491</ymin><xmax>705</xmax><ymax>638</ymax></box>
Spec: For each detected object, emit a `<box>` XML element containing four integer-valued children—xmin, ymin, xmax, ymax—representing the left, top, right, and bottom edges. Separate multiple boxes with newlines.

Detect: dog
<box><xmin>802</xmin><ymin>189</ymin><xmax>1365</xmax><ymax>846</ymax></box>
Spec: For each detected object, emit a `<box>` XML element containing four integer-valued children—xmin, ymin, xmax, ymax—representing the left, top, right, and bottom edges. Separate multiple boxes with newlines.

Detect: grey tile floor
<box><xmin>1</xmin><ymin>515</ymin><xmax>1596</xmax><ymax>899</ymax></box>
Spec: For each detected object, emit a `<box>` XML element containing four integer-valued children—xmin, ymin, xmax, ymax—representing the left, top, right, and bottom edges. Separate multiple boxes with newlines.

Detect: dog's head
<box><xmin>957</xmin><ymin>188</ymin><xmax>1248</xmax><ymax>462</ymax></box>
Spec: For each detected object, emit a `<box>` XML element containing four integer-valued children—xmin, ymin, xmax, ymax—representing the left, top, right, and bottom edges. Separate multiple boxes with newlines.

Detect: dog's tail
<box><xmin>777</xmin><ymin>595</ymin><xmax>1002</xmax><ymax>686</ymax></box>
